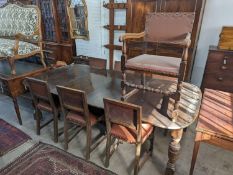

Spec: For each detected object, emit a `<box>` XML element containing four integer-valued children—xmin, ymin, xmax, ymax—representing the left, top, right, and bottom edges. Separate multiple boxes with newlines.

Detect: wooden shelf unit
<box><xmin>103</xmin><ymin>0</ymin><xmax>128</xmax><ymax>70</ymax></box>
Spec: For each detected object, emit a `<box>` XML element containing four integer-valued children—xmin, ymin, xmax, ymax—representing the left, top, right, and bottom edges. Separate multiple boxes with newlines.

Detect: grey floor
<box><xmin>0</xmin><ymin>93</ymin><xmax>233</xmax><ymax>175</ymax></box>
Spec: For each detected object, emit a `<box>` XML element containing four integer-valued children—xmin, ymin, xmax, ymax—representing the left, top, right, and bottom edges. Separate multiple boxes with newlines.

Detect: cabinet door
<box><xmin>56</xmin><ymin>0</ymin><xmax>70</xmax><ymax>42</ymax></box>
<box><xmin>38</xmin><ymin>0</ymin><xmax>57</xmax><ymax>42</ymax></box>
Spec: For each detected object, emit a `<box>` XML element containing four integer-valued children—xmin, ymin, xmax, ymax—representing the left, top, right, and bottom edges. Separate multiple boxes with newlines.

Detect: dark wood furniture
<box><xmin>201</xmin><ymin>46</ymin><xmax>233</xmax><ymax>93</ymax></box>
<box><xmin>57</xmin><ymin>86</ymin><xmax>105</xmax><ymax>160</ymax></box>
<box><xmin>103</xmin><ymin>98</ymin><xmax>154</xmax><ymax>175</ymax></box>
<box><xmin>120</xmin><ymin>12</ymin><xmax>195</xmax><ymax>123</ymax></box>
<box><xmin>126</xmin><ymin>0</ymin><xmax>206</xmax><ymax>81</ymax></box>
<box><xmin>189</xmin><ymin>89</ymin><xmax>233</xmax><ymax>175</ymax></box>
<box><xmin>103</xmin><ymin>0</ymin><xmax>127</xmax><ymax>70</ymax></box>
<box><xmin>33</xmin><ymin>64</ymin><xmax>202</xmax><ymax>175</ymax></box>
<box><xmin>0</xmin><ymin>60</ymin><xmax>47</xmax><ymax>125</ymax></box>
<box><xmin>9</xmin><ymin>0</ymin><xmax>75</xmax><ymax>64</ymax></box>
<box><xmin>27</xmin><ymin>78</ymin><xmax>59</xmax><ymax>142</ymax></box>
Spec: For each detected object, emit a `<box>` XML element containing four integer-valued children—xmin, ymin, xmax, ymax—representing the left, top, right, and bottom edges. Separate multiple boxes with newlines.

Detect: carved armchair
<box><xmin>120</xmin><ymin>12</ymin><xmax>195</xmax><ymax>118</ymax></box>
<box><xmin>0</xmin><ymin>3</ymin><xmax>46</xmax><ymax>75</ymax></box>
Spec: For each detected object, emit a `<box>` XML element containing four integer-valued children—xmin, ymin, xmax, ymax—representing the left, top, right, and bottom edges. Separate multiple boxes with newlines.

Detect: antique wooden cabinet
<box><xmin>9</xmin><ymin>0</ymin><xmax>75</xmax><ymax>64</ymax></box>
<box><xmin>126</xmin><ymin>0</ymin><xmax>206</xmax><ymax>81</ymax></box>
<box><xmin>201</xmin><ymin>46</ymin><xmax>233</xmax><ymax>93</ymax></box>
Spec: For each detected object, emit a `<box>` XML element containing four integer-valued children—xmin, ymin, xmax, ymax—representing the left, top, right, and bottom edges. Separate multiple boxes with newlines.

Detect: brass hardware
<box><xmin>221</xmin><ymin>65</ymin><xmax>227</xmax><ymax>70</ymax></box>
<box><xmin>217</xmin><ymin>77</ymin><xmax>223</xmax><ymax>81</ymax></box>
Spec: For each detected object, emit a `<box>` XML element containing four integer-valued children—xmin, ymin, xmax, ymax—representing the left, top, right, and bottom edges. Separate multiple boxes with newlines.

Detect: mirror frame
<box><xmin>67</xmin><ymin>0</ymin><xmax>89</xmax><ymax>40</ymax></box>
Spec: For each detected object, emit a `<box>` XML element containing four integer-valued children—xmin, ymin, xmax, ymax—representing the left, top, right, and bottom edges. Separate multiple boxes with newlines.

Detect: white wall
<box><xmin>191</xmin><ymin>0</ymin><xmax>233</xmax><ymax>86</ymax></box>
<box><xmin>75</xmin><ymin>0</ymin><xmax>126</xmax><ymax>69</ymax></box>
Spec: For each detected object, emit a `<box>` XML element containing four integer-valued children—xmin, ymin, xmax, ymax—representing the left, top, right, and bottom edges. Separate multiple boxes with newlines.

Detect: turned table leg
<box><xmin>12</xmin><ymin>97</ymin><xmax>22</xmax><ymax>125</ymax></box>
<box><xmin>165</xmin><ymin>129</ymin><xmax>183</xmax><ymax>175</ymax></box>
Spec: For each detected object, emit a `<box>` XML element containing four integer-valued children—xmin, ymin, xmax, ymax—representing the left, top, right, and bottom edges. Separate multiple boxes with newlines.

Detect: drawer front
<box><xmin>202</xmin><ymin>72</ymin><xmax>233</xmax><ymax>93</ymax></box>
<box><xmin>206</xmin><ymin>51</ymin><xmax>233</xmax><ymax>73</ymax></box>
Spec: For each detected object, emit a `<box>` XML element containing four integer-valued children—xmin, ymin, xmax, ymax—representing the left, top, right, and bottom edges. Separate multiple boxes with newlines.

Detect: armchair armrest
<box><xmin>119</xmin><ymin>32</ymin><xmax>145</xmax><ymax>42</ymax></box>
<box><xmin>157</xmin><ymin>33</ymin><xmax>192</xmax><ymax>48</ymax></box>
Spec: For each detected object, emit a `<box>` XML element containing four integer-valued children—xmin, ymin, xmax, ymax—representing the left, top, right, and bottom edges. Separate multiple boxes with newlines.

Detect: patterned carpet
<box><xmin>0</xmin><ymin>142</ymin><xmax>117</xmax><ymax>175</ymax></box>
<box><xmin>0</xmin><ymin>119</ymin><xmax>30</xmax><ymax>156</ymax></box>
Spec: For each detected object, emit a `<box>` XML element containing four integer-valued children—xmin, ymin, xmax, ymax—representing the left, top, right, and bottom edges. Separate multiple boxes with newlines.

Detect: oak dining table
<box><xmin>33</xmin><ymin>64</ymin><xmax>202</xmax><ymax>175</ymax></box>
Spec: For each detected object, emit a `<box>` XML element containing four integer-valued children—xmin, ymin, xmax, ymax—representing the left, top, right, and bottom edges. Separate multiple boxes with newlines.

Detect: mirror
<box><xmin>67</xmin><ymin>0</ymin><xmax>89</xmax><ymax>40</ymax></box>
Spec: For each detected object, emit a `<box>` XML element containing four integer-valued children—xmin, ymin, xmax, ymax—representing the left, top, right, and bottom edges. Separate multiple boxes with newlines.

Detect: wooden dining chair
<box><xmin>103</xmin><ymin>98</ymin><xmax>155</xmax><ymax>175</ymax></box>
<box><xmin>189</xmin><ymin>89</ymin><xmax>233</xmax><ymax>175</ymax></box>
<box><xmin>26</xmin><ymin>77</ymin><xmax>59</xmax><ymax>143</ymax></box>
<box><xmin>57</xmin><ymin>85</ymin><xmax>105</xmax><ymax>160</ymax></box>
<box><xmin>120</xmin><ymin>12</ymin><xmax>195</xmax><ymax>119</ymax></box>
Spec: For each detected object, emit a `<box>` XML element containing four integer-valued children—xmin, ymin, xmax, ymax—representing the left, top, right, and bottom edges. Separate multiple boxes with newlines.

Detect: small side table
<box><xmin>189</xmin><ymin>89</ymin><xmax>233</xmax><ymax>175</ymax></box>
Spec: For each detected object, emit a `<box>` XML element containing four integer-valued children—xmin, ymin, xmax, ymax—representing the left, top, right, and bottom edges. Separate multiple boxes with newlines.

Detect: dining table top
<box><xmin>33</xmin><ymin>64</ymin><xmax>202</xmax><ymax>130</ymax></box>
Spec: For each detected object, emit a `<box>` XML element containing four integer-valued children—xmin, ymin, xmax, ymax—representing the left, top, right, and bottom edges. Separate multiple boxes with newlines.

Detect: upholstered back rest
<box><xmin>145</xmin><ymin>12</ymin><xmax>195</xmax><ymax>42</ymax></box>
<box><xmin>103</xmin><ymin>98</ymin><xmax>142</xmax><ymax>131</ymax></box>
<box><xmin>57</xmin><ymin>86</ymin><xmax>88</xmax><ymax>116</ymax></box>
<box><xmin>0</xmin><ymin>3</ymin><xmax>41</xmax><ymax>41</ymax></box>
<box><xmin>27</xmin><ymin>78</ymin><xmax>51</xmax><ymax>103</ymax></box>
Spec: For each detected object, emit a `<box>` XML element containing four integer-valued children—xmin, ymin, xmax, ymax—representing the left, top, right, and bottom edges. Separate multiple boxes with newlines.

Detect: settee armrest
<box><xmin>13</xmin><ymin>33</ymin><xmax>41</xmax><ymax>55</ymax></box>
<box><xmin>15</xmin><ymin>33</ymin><xmax>41</xmax><ymax>43</ymax></box>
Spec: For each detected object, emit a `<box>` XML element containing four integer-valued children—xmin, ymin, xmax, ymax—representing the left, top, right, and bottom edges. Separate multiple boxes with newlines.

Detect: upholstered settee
<box><xmin>0</xmin><ymin>3</ymin><xmax>46</xmax><ymax>74</ymax></box>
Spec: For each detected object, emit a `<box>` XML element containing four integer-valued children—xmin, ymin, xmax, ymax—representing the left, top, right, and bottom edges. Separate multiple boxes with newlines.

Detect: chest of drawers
<box><xmin>201</xmin><ymin>46</ymin><xmax>233</xmax><ymax>93</ymax></box>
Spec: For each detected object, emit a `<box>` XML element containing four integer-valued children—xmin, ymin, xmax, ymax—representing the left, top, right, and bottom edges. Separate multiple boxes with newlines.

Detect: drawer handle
<box><xmin>217</xmin><ymin>77</ymin><xmax>223</xmax><ymax>81</ymax></box>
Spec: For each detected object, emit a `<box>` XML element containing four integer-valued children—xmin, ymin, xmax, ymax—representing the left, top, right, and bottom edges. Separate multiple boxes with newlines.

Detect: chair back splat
<box><xmin>104</xmin><ymin>98</ymin><xmax>142</xmax><ymax>137</ymax></box>
<box><xmin>145</xmin><ymin>12</ymin><xmax>195</xmax><ymax>42</ymax></box>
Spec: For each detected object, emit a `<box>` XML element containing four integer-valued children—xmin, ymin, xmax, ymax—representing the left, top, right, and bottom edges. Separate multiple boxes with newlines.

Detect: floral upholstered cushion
<box><xmin>0</xmin><ymin>4</ymin><xmax>40</xmax><ymax>41</ymax></box>
<box><xmin>0</xmin><ymin>38</ymin><xmax>40</xmax><ymax>57</ymax></box>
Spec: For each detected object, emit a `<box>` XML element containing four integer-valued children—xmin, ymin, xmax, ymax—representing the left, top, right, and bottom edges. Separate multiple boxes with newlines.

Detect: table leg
<box><xmin>12</xmin><ymin>97</ymin><xmax>22</xmax><ymax>125</ymax></box>
<box><xmin>165</xmin><ymin>129</ymin><xmax>183</xmax><ymax>175</ymax></box>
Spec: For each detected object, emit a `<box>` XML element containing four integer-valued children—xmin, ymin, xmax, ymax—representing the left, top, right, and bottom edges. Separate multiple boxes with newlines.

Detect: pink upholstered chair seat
<box><xmin>126</xmin><ymin>54</ymin><xmax>181</xmax><ymax>76</ymax></box>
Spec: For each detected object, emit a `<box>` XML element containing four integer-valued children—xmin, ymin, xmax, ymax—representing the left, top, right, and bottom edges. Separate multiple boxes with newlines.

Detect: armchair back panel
<box><xmin>145</xmin><ymin>12</ymin><xmax>195</xmax><ymax>42</ymax></box>
<box><xmin>0</xmin><ymin>3</ymin><xmax>41</xmax><ymax>41</ymax></box>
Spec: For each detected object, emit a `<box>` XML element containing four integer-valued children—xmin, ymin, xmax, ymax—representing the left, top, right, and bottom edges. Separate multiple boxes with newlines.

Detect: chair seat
<box><xmin>126</xmin><ymin>54</ymin><xmax>181</xmax><ymax>76</ymax></box>
<box><xmin>197</xmin><ymin>89</ymin><xmax>233</xmax><ymax>139</ymax></box>
<box><xmin>0</xmin><ymin>38</ymin><xmax>40</xmax><ymax>57</ymax></box>
<box><xmin>110</xmin><ymin>123</ymin><xmax>154</xmax><ymax>144</ymax></box>
<box><xmin>66</xmin><ymin>111</ymin><xmax>98</xmax><ymax>126</ymax></box>
<box><xmin>37</xmin><ymin>99</ymin><xmax>60</xmax><ymax>113</ymax></box>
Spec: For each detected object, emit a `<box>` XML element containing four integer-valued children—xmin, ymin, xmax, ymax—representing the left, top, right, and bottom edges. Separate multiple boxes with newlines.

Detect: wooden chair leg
<box><xmin>7</xmin><ymin>57</ymin><xmax>16</xmax><ymax>75</ymax></box>
<box><xmin>64</xmin><ymin>119</ymin><xmax>69</xmax><ymax>150</ymax></box>
<box><xmin>141</xmin><ymin>73</ymin><xmax>146</xmax><ymax>86</ymax></box>
<box><xmin>86</xmin><ymin>124</ymin><xmax>92</xmax><ymax>160</ymax></box>
<box><xmin>105</xmin><ymin>134</ymin><xmax>111</xmax><ymax>167</ymax></box>
<box><xmin>134</xmin><ymin>142</ymin><xmax>142</xmax><ymax>175</ymax></box>
<box><xmin>149</xmin><ymin>129</ymin><xmax>155</xmax><ymax>155</ymax></box>
<box><xmin>40</xmin><ymin>51</ymin><xmax>47</xmax><ymax>68</ymax></box>
<box><xmin>189</xmin><ymin>141</ymin><xmax>201</xmax><ymax>175</ymax></box>
<box><xmin>35</xmin><ymin>108</ymin><xmax>41</xmax><ymax>135</ymax></box>
<box><xmin>53</xmin><ymin>111</ymin><xmax>59</xmax><ymax>143</ymax></box>
<box><xmin>121</xmin><ymin>71</ymin><xmax>126</xmax><ymax>101</ymax></box>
